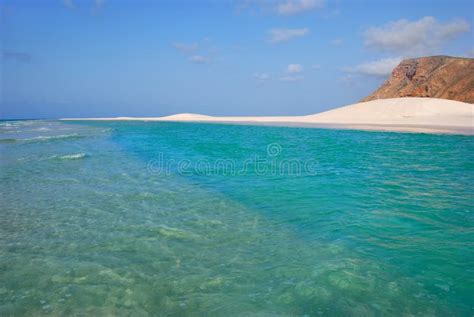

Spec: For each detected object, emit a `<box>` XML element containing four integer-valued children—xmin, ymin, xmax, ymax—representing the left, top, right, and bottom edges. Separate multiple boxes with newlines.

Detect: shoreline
<box><xmin>61</xmin><ymin>98</ymin><xmax>474</xmax><ymax>136</ymax></box>
<box><xmin>61</xmin><ymin>118</ymin><xmax>474</xmax><ymax>135</ymax></box>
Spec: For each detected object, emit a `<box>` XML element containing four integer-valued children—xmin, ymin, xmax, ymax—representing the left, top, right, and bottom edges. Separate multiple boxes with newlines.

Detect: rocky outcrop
<box><xmin>362</xmin><ymin>56</ymin><xmax>474</xmax><ymax>104</ymax></box>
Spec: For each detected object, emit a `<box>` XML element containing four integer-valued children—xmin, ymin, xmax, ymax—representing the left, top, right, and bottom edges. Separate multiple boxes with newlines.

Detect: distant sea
<box><xmin>1</xmin><ymin>120</ymin><xmax>473</xmax><ymax>316</ymax></box>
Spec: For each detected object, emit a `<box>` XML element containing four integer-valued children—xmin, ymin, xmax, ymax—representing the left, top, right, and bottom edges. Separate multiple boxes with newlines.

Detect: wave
<box><xmin>0</xmin><ymin>123</ymin><xmax>16</xmax><ymax>128</ymax></box>
<box><xmin>0</xmin><ymin>121</ymin><xmax>36</xmax><ymax>127</ymax></box>
<box><xmin>24</xmin><ymin>133</ymin><xmax>82</xmax><ymax>142</ymax></box>
<box><xmin>51</xmin><ymin>153</ymin><xmax>87</xmax><ymax>160</ymax></box>
<box><xmin>0</xmin><ymin>133</ymin><xmax>84</xmax><ymax>144</ymax></box>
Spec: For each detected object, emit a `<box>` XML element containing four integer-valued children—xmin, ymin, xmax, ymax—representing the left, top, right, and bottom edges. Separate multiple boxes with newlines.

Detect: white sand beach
<box><xmin>62</xmin><ymin>98</ymin><xmax>474</xmax><ymax>134</ymax></box>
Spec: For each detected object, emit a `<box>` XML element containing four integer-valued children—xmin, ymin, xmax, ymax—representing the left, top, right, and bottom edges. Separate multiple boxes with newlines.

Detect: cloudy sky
<box><xmin>1</xmin><ymin>0</ymin><xmax>473</xmax><ymax>118</ymax></box>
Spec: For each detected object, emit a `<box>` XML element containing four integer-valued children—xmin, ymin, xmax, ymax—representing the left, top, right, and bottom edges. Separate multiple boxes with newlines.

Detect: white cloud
<box><xmin>276</xmin><ymin>0</ymin><xmax>324</xmax><ymax>16</ymax></box>
<box><xmin>340</xmin><ymin>74</ymin><xmax>357</xmax><ymax>84</ymax></box>
<box><xmin>287</xmin><ymin>64</ymin><xmax>303</xmax><ymax>73</ymax></box>
<box><xmin>280</xmin><ymin>75</ymin><xmax>304</xmax><ymax>82</ymax></box>
<box><xmin>189</xmin><ymin>55</ymin><xmax>210</xmax><ymax>64</ymax></box>
<box><xmin>343</xmin><ymin>57</ymin><xmax>402</xmax><ymax>77</ymax></box>
<box><xmin>253</xmin><ymin>73</ymin><xmax>271</xmax><ymax>81</ymax></box>
<box><xmin>63</xmin><ymin>0</ymin><xmax>105</xmax><ymax>10</ymax></box>
<box><xmin>364</xmin><ymin>16</ymin><xmax>470</xmax><ymax>55</ymax></box>
<box><xmin>268</xmin><ymin>28</ymin><xmax>309</xmax><ymax>44</ymax></box>
<box><xmin>63</xmin><ymin>0</ymin><xmax>75</xmax><ymax>9</ymax></box>
<box><xmin>277</xmin><ymin>64</ymin><xmax>305</xmax><ymax>81</ymax></box>
<box><xmin>330</xmin><ymin>38</ymin><xmax>343</xmax><ymax>46</ymax></box>
<box><xmin>173</xmin><ymin>42</ymin><xmax>198</xmax><ymax>53</ymax></box>
<box><xmin>174</xmin><ymin>40</ymin><xmax>215</xmax><ymax>64</ymax></box>
<box><xmin>236</xmin><ymin>0</ymin><xmax>323</xmax><ymax>16</ymax></box>
<box><xmin>95</xmin><ymin>0</ymin><xmax>105</xmax><ymax>8</ymax></box>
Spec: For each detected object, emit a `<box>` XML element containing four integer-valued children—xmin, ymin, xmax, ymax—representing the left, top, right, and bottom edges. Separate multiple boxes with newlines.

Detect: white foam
<box><xmin>23</xmin><ymin>133</ymin><xmax>81</xmax><ymax>142</ymax></box>
<box><xmin>57</xmin><ymin>153</ymin><xmax>87</xmax><ymax>160</ymax></box>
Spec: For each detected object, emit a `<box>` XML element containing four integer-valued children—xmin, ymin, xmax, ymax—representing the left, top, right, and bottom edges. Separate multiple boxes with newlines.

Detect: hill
<box><xmin>362</xmin><ymin>56</ymin><xmax>474</xmax><ymax>104</ymax></box>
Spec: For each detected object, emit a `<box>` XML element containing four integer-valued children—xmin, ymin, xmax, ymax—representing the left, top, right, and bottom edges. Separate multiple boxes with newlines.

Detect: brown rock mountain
<box><xmin>362</xmin><ymin>56</ymin><xmax>474</xmax><ymax>104</ymax></box>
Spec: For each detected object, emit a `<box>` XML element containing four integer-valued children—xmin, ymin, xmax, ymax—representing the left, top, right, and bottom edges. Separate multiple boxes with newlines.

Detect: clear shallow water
<box><xmin>0</xmin><ymin>120</ymin><xmax>473</xmax><ymax>316</ymax></box>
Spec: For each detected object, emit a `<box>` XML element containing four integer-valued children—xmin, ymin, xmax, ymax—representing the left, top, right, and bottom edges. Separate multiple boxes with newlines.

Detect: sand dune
<box><xmin>63</xmin><ymin>98</ymin><xmax>474</xmax><ymax>134</ymax></box>
<box><xmin>303</xmin><ymin>98</ymin><xmax>474</xmax><ymax>126</ymax></box>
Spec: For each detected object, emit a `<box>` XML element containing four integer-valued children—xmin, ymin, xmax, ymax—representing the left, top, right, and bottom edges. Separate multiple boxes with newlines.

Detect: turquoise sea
<box><xmin>0</xmin><ymin>120</ymin><xmax>473</xmax><ymax>316</ymax></box>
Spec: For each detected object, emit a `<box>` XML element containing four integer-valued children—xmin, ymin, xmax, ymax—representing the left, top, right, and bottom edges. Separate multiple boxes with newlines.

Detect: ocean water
<box><xmin>0</xmin><ymin>120</ymin><xmax>473</xmax><ymax>316</ymax></box>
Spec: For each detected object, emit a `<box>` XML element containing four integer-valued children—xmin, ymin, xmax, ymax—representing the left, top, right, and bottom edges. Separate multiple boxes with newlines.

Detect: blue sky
<box><xmin>1</xmin><ymin>0</ymin><xmax>473</xmax><ymax>119</ymax></box>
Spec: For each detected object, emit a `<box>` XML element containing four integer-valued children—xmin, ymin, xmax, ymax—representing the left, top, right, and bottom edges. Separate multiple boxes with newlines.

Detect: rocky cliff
<box><xmin>362</xmin><ymin>56</ymin><xmax>474</xmax><ymax>104</ymax></box>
